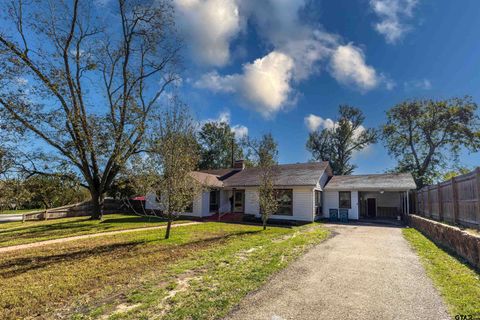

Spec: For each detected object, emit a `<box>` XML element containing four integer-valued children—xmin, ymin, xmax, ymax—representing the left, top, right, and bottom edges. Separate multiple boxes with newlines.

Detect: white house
<box><xmin>149</xmin><ymin>160</ymin><xmax>416</xmax><ymax>222</ymax></box>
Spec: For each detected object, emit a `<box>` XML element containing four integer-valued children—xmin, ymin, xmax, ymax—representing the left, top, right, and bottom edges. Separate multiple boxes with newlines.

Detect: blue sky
<box><xmin>173</xmin><ymin>0</ymin><xmax>480</xmax><ymax>174</ymax></box>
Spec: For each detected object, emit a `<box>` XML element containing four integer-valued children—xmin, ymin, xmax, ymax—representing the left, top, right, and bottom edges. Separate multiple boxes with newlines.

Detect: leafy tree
<box><xmin>0</xmin><ymin>178</ymin><xmax>31</xmax><ymax>212</ymax></box>
<box><xmin>382</xmin><ymin>97</ymin><xmax>480</xmax><ymax>188</ymax></box>
<box><xmin>198</xmin><ymin>122</ymin><xmax>243</xmax><ymax>169</ymax></box>
<box><xmin>244</xmin><ymin>133</ymin><xmax>279</xmax><ymax>230</ymax></box>
<box><xmin>306</xmin><ymin>105</ymin><xmax>377</xmax><ymax>175</ymax></box>
<box><xmin>0</xmin><ymin>0</ymin><xmax>179</xmax><ymax>219</ymax></box>
<box><xmin>130</xmin><ymin>100</ymin><xmax>200</xmax><ymax>239</ymax></box>
<box><xmin>25</xmin><ymin>175</ymin><xmax>89</xmax><ymax>211</ymax></box>
<box><xmin>442</xmin><ymin>167</ymin><xmax>472</xmax><ymax>182</ymax></box>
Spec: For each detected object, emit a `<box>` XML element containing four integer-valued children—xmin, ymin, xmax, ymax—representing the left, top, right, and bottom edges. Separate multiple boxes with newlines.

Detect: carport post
<box><xmin>406</xmin><ymin>191</ymin><xmax>410</xmax><ymax>215</ymax></box>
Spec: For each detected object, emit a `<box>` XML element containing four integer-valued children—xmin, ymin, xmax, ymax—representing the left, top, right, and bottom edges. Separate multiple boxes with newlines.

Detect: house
<box><xmin>147</xmin><ymin>160</ymin><xmax>416</xmax><ymax>222</ymax></box>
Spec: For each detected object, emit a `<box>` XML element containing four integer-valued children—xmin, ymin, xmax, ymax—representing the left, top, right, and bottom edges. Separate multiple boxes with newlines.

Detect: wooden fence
<box><xmin>415</xmin><ymin>167</ymin><xmax>480</xmax><ymax>229</ymax></box>
<box><xmin>23</xmin><ymin>199</ymin><xmax>135</xmax><ymax>221</ymax></box>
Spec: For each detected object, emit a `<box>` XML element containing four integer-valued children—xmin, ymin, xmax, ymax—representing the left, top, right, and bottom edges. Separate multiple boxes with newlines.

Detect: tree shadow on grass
<box><xmin>0</xmin><ymin>216</ymin><xmax>163</xmax><ymax>245</ymax></box>
<box><xmin>0</xmin><ymin>230</ymin><xmax>262</xmax><ymax>278</ymax></box>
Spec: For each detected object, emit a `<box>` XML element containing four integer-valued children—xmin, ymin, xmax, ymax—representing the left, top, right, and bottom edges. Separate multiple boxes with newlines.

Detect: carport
<box><xmin>323</xmin><ymin>173</ymin><xmax>417</xmax><ymax>221</ymax></box>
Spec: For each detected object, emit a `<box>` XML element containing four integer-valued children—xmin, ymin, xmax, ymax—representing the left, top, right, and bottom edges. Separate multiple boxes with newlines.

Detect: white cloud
<box><xmin>195</xmin><ymin>51</ymin><xmax>295</xmax><ymax>118</ymax></box>
<box><xmin>304</xmin><ymin>114</ymin><xmax>336</xmax><ymax>132</ymax></box>
<box><xmin>191</xmin><ymin>0</ymin><xmax>391</xmax><ymax>117</ymax></box>
<box><xmin>305</xmin><ymin>113</ymin><xmax>370</xmax><ymax>154</ymax></box>
<box><xmin>329</xmin><ymin>44</ymin><xmax>379</xmax><ymax>91</ymax></box>
<box><xmin>231</xmin><ymin>124</ymin><xmax>248</xmax><ymax>139</ymax></box>
<box><xmin>174</xmin><ymin>0</ymin><xmax>241</xmax><ymax>67</ymax></box>
<box><xmin>370</xmin><ymin>0</ymin><xmax>419</xmax><ymax>44</ymax></box>
<box><xmin>304</xmin><ymin>114</ymin><xmax>366</xmax><ymax>138</ymax></box>
<box><xmin>404</xmin><ymin>78</ymin><xmax>432</xmax><ymax>90</ymax></box>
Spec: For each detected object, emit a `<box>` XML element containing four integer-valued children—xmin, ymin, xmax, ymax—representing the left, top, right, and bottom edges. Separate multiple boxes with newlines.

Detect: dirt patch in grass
<box><xmin>1</xmin><ymin>223</ymin><xmax>256</xmax><ymax>319</ymax></box>
<box><xmin>0</xmin><ymin>222</ymin><xmax>329</xmax><ymax>320</ymax></box>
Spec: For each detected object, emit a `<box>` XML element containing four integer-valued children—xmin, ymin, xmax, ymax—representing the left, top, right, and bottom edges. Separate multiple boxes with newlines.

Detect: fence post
<box><xmin>476</xmin><ymin>167</ymin><xmax>480</xmax><ymax>230</ymax></box>
<box><xmin>452</xmin><ymin>177</ymin><xmax>459</xmax><ymax>225</ymax></box>
<box><xmin>437</xmin><ymin>183</ymin><xmax>443</xmax><ymax>222</ymax></box>
<box><xmin>427</xmin><ymin>186</ymin><xmax>432</xmax><ymax>218</ymax></box>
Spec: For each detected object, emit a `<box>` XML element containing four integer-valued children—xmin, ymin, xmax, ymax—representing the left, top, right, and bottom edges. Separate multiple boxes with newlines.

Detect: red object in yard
<box><xmin>131</xmin><ymin>196</ymin><xmax>146</xmax><ymax>201</ymax></box>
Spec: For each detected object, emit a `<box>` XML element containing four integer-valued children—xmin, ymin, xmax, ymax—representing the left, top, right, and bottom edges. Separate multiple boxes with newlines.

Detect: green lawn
<box><xmin>0</xmin><ymin>209</ymin><xmax>42</xmax><ymax>214</ymax></box>
<box><xmin>403</xmin><ymin>228</ymin><xmax>480</xmax><ymax>317</ymax></box>
<box><xmin>0</xmin><ymin>222</ymin><xmax>329</xmax><ymax>320</ymax></box>
<box><xmin>0</xmin><ymin>214</ymin><xmax>188</xmax><ymax>247</ymax></box>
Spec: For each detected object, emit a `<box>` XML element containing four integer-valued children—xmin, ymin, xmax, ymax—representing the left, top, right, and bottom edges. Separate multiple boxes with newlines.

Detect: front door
<box><xmin>233</xmin><ymin>190</ymin><xmax>245</xmax><ymax>213</ymax></box>
<box><xmin>367</xmin><ymin>198</ymin><xmax>376</xmax><ymax>218</ymax></box>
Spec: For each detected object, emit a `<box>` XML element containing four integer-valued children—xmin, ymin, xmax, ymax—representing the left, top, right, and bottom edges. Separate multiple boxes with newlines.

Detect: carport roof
<box><xmin>324</xmin><ymin>173</ymin><xmax>416</xmax><ymax>191</ymax></box>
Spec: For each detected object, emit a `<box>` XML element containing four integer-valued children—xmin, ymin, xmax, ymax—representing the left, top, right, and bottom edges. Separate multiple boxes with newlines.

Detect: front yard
<box><xmin>0</xmin><ymin>221</ymin><xmax>329</xmax><ymax>319</ymax></box>
<box><xmin>0</xmin><ymin>214</ymin><xmax>189</xmax><ymax>247</ymax></box>
<box><xmin>403</xmin><ymin>228</ymin><xmax>480</xmax><ymax>317</ymax></box>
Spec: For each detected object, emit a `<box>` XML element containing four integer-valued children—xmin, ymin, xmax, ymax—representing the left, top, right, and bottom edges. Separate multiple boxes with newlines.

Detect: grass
<box><xmin>403</xmin><ymin>228</ymin><xmax>480</xmax><ymax>317</ymax></box>
<box><xmin>0</xmin><ymin>213</ymin><xmax>188</xmax><ymax>247</ymax></box>
<box><xmin>0</xmin><ymin>222</ymin><xmax>329</xmax><ymax>319</ymax></box>
<box><xmin>0</xmin><ymin>209</ymin><xmax>42</xmax><ymax>214</ymax></box>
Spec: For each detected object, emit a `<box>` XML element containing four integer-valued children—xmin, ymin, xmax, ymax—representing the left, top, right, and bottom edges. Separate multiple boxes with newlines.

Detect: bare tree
<box><xmin>0</xmin><ymin>0</ymin><xmax>180</xmax><ymax>219</ymax></box>
<box><xmin>244</xmin><ymin>133</ymin><xmax>279</xmax><ymax>230</ymax></box>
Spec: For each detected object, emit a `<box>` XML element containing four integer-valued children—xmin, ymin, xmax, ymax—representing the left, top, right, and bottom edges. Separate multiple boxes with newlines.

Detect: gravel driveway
<box><xmin>226</xmin><ymin>223</ymin><xmax>450</xmax><ymax>320</ymax></box>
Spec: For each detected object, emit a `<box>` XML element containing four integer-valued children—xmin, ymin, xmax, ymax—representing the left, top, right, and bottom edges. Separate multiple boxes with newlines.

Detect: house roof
<box><xmin>222</xmin><ymin>162</ymin><xmax>330</xmax><ymax>187</ymax></box>
<box><xmin>324</xmin><ymin>173</ymin><xmax>416</xmax><ymax>191</ymax></box>
<box><xmin>189</xmin><ymin>171</ymin><xmax>224</xmax><ymax>188</ymax></box>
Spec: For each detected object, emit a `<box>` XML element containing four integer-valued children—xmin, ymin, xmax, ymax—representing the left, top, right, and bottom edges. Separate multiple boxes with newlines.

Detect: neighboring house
<box><xmin>146</xmin><ymin>160</ymin><xmax>416</xmax><ymax>222</ymax></box>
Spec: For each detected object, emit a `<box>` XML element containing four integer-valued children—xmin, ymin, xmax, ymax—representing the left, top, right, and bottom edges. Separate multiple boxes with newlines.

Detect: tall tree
<box><xmin>306</xmin><ymin>105</ymin><xmax>377</xmax><ymax>175</ymax></box>
<box><xmin>148</xmin><ymin>100</ymin><xmax>200</xmax><ymax>239</ymax></box>
<box><xmin>382</xmin><ymin>97</ymin><xmax>480</xmax><ymax>188</ymax></box>
<box><xmin>0</xmin><ymin>0</ymin><xmax>179</xmax><ymax>219</ymax></box>
<box><xmin>198</xmin><ymin>121</ymin><xmax>243</xmax><ymax>170</ymax></box>
<box><xmin>244</xmin><ymin>133</ymin><xmax>279</xmax><ymax>230</ymax></box>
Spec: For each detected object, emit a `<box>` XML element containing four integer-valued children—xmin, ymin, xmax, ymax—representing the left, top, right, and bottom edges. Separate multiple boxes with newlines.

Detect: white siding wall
<box><xmin>245</xmin><ymin>187</ymin><xmax>259</xmax><ymax>215</ymax></box>
<box><xmin>323</xmin><ymin>190</ymin><xmax>359</xmax><ymax>220</ymax></box>
<box><xmin>191</xmin><ymin>192</ymin><xmax>203</xmax><ymax>217</ymax></box>
<box><xmin>248</xmin><ymin>187</ymin><xmax>315</xmax><ymax>222</ymax></box>
<box><xmin>145</xmin><ymin>192</ymin><xmax>162</xmax><ymax>210</ymax></box>
<box><xmin>290</xmin><ymin>187</ymin><xmax>315</xmax><ymax>221</ymax></box>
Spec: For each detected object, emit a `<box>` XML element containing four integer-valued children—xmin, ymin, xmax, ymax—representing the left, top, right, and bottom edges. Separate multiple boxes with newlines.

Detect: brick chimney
<box><xmin>233</xmin><ymin>159</ymin><xmax>245</xmax><ymax>170</ymax></box>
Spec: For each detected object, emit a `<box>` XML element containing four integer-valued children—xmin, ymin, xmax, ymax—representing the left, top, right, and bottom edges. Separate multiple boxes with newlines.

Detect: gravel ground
<box><xmin>226</xmin><ymin>223</ymin><xmax>450</xmax><ymax>320</ymax></box>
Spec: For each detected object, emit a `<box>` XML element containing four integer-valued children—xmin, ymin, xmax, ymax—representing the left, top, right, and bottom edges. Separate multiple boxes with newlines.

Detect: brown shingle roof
<box><xmin>190</xmin><ymin>171</ymin><xmax>224</xmax><ymax>188</ymax></box>
<box><xmin>223</xmin><ymin>162</ymin><xmax>330</xmax><ymax>187</ymax></box>
<box><xmin>324</xmin><ymin>173</ymin><xmax>416</xmax><ymax>191</ymax></box>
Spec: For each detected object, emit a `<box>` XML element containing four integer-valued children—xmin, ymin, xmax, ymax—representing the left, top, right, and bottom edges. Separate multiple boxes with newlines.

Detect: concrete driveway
<box><xmin>226</xmin><ymin>223</ymin><xmax>450</xmax><ymax>320</ymax></box>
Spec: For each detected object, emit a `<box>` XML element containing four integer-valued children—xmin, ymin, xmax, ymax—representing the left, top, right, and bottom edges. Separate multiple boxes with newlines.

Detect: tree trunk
<box><xmin>90</xmin><ymin>190</ymin><xmax>104</xmax><ymax>220</ymax></box>
<box><xmin>262</xmin><ymin>216</ymin><xmax>267</xmax><ymax>230</ymax></box>
<box><xmin>165</xmin><ymin>218</ymin><xmax>172</xmax><ymax>239</ymax></box>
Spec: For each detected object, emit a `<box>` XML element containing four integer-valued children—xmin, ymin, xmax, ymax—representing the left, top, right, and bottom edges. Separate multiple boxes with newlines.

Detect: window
<box><xmin>275</xmin><ymin>189</ymin><xmax>293</xmax><ymax>216</ymax></box>
<box><xmin>315</xmin><ymin>190</ymin><xmax>322</xmax><ymax>215</ymax></box>
<box><xmin>209</xmin><ymin>190</ymin><xmax>219</xmax><ymax>212</ymax></box>
<box><xmin>339</xmin><ymin>191</ymin><xmax>351</xmax><ymax>209</ymax></box>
